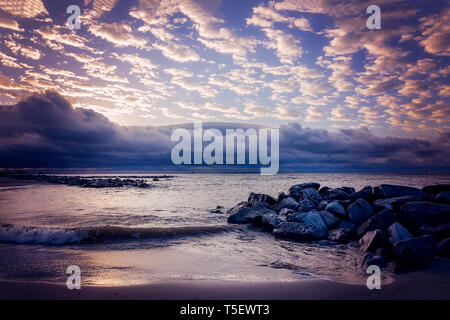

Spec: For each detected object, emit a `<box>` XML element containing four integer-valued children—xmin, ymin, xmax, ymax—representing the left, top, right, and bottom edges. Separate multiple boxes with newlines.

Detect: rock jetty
<box><xmin>0</xmin><ymin>172</ymin><xmax>174</xmax><ymax>189</ymax></box>
<box><xmin>226</xmin><ymin>183</ymin><xmax>450</xmax><ymax>271</ymax></box>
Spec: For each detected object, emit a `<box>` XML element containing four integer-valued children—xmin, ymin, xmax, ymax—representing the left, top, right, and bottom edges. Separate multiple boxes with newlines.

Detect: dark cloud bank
<box><xmin>1</xmin><ymin>91</ymin><xmax>449</xmax><ymax>173</ymax></box>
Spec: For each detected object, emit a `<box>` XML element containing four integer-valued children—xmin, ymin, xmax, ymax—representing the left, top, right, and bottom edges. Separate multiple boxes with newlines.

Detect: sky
<box><xmin>0</xmin><ymin>0</ymin><xmax>449</xmax><ymax>171</ymax></box>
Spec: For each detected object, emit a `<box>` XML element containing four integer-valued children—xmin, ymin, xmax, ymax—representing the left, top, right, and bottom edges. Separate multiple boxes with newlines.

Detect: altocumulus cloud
<box><xmin>0</xmin><ymin>91</ymin><xmax>449</xmax><ymax>172</ymax></box>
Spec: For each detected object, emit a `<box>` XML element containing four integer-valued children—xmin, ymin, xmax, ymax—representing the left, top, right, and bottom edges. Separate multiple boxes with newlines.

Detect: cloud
<box><xmin>0</xmin><ymin>92</ymin><xmax>449</xmax><ymax>172</ymax></box>
<box><xmin>0</xmin><ymin>18</ymin><xmax>24</xmax><ymax>31</ymax></box>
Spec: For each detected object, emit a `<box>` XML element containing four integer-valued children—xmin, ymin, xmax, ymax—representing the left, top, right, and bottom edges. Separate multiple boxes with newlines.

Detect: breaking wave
<box><xmin>0</xmin><ymin>224</ymin><xmax>232</xmax><ymax>245</ymax></box>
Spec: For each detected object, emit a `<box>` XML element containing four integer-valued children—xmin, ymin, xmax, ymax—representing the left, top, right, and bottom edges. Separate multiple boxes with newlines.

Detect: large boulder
<box><xmin>437</xmin><ymin>238</ymin><xmax>450</xmax><ymax>259</ymax></box>
<box><xmin>261</xmin><ymin>213</ymin><xmax>284</xmax><ymax>231</ymax></box>
<box><xmin>273</xmin><ymin>221</ymin><xmax>328</xmax><ymax>241</ymax></box>
<box><xmin>422</xmin><ymin>184</ymin><xmax>450</xmax><ymax>197</ymax></box>
<box><xmin>400</xmin><ymin>201</ymin><xmax>450</xmax><ymax>230</ymax></box>
<box><xmin>418</xmin><ymin>222</ymin><xmax>450</xmax><ymax>241</ymax></box>
<box><xmin>227</xmin><ymin>202</ymin><xmax>252</xmax><ymax>224</ymax></box>
<box><xmin>328</xmin><ymin>188</ymin><xmax>350</xmax><ymax>200</ymax></box>
<box><xmin>359</xmin><ymin>229</ymin><xmax>389</xmax><ymax>253</ymax></box>
<box><xmin>373</xmin><ymin>196</ymin><xmax>421</xmax><ymax>212</ymax></box>
<box><xmin>339</xmin><ymin>187</ymin><xmax>356</xmax><ymax>195</ymax></box>
<box><xmin>392</xmin><ymin>235</ymin><xmax>436</xmax><ymax>269</ymax></box>
<box><xmin>350</xmin><ymin>186</ymin><xmax>373</xmax><ymax>202</ymax></box>
<box><xmin>347</xmin><ymin>198</ymin><xmax>374</xmax><ymax>226</ymax></box>
<box><xmin>247</xmin><ymin>206</ymin><xmax>277</xmax><ymax>226</ymax></box>
<box><xmin>271</xmin><ymin>197</ymin><xmax>299</xmax><ymax>212</ymax></box>
<box><xmin>298</xmin><ymin>199</ymin><xmax>316</xmax><ymax>212</ymax></box>
<box><xmin>288</xmin><ymin>182</ymin><xmax>320</xmax><ymax>199</ymax></box>
<box><xmin>388</xmin><ymin>222</ymin><xmax>413</xmax><ymax>244</ymax></box>
<box><xmin>325</xmin><ymin>201</ymin><xmax>346</xmax><ymax>219</ymax></box>
<box><xmin>248</xmin><ymin>193</ymin><xmax>277</xmax><ymax>206</ymax></box>
<box><xmin>357</xmin><ymin>209</ymin><xmax>396</xmax><ymax>238</ymax></box>
<box><xmin>301</xmin><ymin>188</ymin><xmax>323</xmax><ymax>204</ymax></box>
<box><xmin>374</xmin><ymin>184</ymin><xmax>424</xmax><ymax>199</ymax></box>
<box><xmin>318</xmin><ymin>210</ymin><xmax>341</xmax><ymax>229</ymax></box>
<box><xmin>434</xmin><ymin>192</ymin><xmax>450</xmax><ymax>204</ymax></box>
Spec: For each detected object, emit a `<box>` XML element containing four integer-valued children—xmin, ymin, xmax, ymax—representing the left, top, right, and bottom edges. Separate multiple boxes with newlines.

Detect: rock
<box><xmin>400</xmin><ymin>201</ymin><xmax>450</xmax><ymax>230</ymax></box>
<box><xmin>325</xmin><ymin>201</ymin><xmax>346</xmax><ymax>219</ymax></box>
<box><xmin>318</xmin><ymin>210</ymin><xmax>341</xmax><ymax>228</ymax></box>
<box><xmin>328</xmin><ymin>188</ymin><xmax>350</xmax><ymax>200</ymax></box>
<box><xmin>328</xmin><ymin>228</ymin><xmax>353</xmax><ymax>243</ymax></box>
<box><xmin>152</xmin><ymin>178</ymin><xmax>160</xmax><ymax>181</ymax></box>
<box><xmin>339</xmin><ymin>187</ymin><xmax>355</xmax><ymax>195</ymax></box>
<box><xmin>357</xmin><ymin>209</ymin><xmax>396</xmax><ymax>238</ymax></box>
<box><xmin>418</xmin><ymin>222</ymin><xmax>450</xmax><ymax>241</ymax></box>
<box><xmin>374</xmin><ymin>184</ymin><xmax>424</xmax><ymax>199</ymax></box>
<box><xmin>347</xmin><ymin>198</ymin><xmax>374</xmax><ymax>226</ymax></box>
<box><xmin>359</xmin><ymin>229</ymin><xmax>389</xmax><ymax>253</ymax></box>
<box><xmin>247</xmin><ymin>207</ymin><xmax>277</xmax><ymax>226</ymax></box>
<box><xmin>318</xmin><ymin>186</ymin><xmax>330</xmax><ymax>197</ymax></box>
<box><xmin>279</xmin><ymin>208</ymin><xmax>295</xmax><ymax>217</ymax></box>
<box><xmin>422</xmin><ymin>184</ymin><xmax>450</xmax><ymax>197</ymax></box>
<box><xmin>286</xmin><ymin>211</ymin><xmax>327</xmax><ymax>231</ymax></box>
<box><xmin>434</xmin><ymin>192</ymin><xmax>450</xmax><ymax>204</ymax></box>
<box><xmin>373</xmin><ymin>196</ymin><xmax>421</xmax><ymax>212</ymax></box>
<box><xmin>393</xmin><ymin>235</ymin><xmax>436</xmax><ymax>269</ymax></box>
<box><xmin>262</xmin><ymin>213</ymin><xmax>284</xmax><ymax>231</ymax></box>
<box><xmin>95</xmin><ymin>180</ymin><xmax>109</xmax><ymax>188</ymax></box>
<box><xmin>338</xmin><ymin>220</ymin><xmax>356</xmax><ymax>232</ymax></box>
<box><xmin>248</xmin><ymin>193</ymin><xmax>277</xmax><ymax>206</ymax></box>
<box><xmin>350</xmin><ymin>186</ymin><xmax>373</xmax><ymax>202</ymax></box>
<box><xmin>271</xmin><ymin>197</ymin><xmax>299</xmax><ymax>212</ymax></box>
<box><xmin>298</xmin><ymin>199</ymin><xmax>316</xmax><ymax>212</ymax></box>
<box><xmin>273</xmin><ymin>221</ymin><xmax>328</xmax><ymax>242</ymax></box>
<box><xmin>277</xmin><ymin>192</ymin><xmax>288</xmax><ymax>201</ymax></box>
<box><xmin>317</xmin><ymin>200</ymin><xmax>328</xmax><ymax>210</ymax></box>
<box><xmin>388</xmin><ymin>222</ymin><xmax>413</xmax><ymax>244</ymax></box>
<box><xmin>227</xmin><ymin>202</ymin><xmax>251</xmax><ymax>224</ymax></box>
<box><xmin>288</xmin><ymin>183</ymin><xmax>320</xmax><ymax>199</ymax></box>
<box><xmin>361</xmin><ymin>252</ymin><xmax>387</xmax><ymax>269</ymax></box>
<box><xmin>301</xmin><ymin>188</ymin><xmax>323</xmax><ymax>204</ymax></box>
<box><xmin>437</xmin><ymin>238</ymin><xmax>450</xmax><ymax>258</ymax></box>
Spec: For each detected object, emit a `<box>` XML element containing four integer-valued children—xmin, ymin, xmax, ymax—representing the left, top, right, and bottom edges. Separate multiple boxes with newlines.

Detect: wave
<box><xmin>0</xmin><ymin>224</ymin><xmax>232</xmax><ymax>245</ymax></box>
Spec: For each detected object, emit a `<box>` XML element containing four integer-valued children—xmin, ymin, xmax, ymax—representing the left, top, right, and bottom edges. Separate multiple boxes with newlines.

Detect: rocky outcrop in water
<box><xmin>0</xmin><ymin>172</ymin><xmax>174</xmax><ymax>189</ymax></box>
<box><xmin>226</xmin><ymin>183</ymin><xmax>450</xmax><ymax>272</ymax></box>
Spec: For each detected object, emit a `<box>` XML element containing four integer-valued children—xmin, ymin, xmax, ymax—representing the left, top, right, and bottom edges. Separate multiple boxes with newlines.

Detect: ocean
<box><xmin>1</xmin><ymin>173</ymin><xmax>449</xmax><ymax>286</ymax></box>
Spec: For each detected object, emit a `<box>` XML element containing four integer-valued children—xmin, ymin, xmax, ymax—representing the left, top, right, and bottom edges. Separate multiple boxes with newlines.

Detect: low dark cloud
<box><xmin>1</xmin><ymin>91</ymin><xmax>449</xmax><ymax>172</ymax></box>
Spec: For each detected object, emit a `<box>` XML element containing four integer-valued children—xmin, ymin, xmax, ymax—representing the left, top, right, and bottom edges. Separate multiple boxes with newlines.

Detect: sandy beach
<box><xmin>1</xmin><ymin>258</ymin><xmax>449</xmax><ymax>300</ymax></box>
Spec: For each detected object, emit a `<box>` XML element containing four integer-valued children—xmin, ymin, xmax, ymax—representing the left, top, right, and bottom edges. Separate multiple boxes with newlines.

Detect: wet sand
<box><xmin>1</xmin><ymin>259</ymin><xmax>449</xmax><ymax>300</ymax></box>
